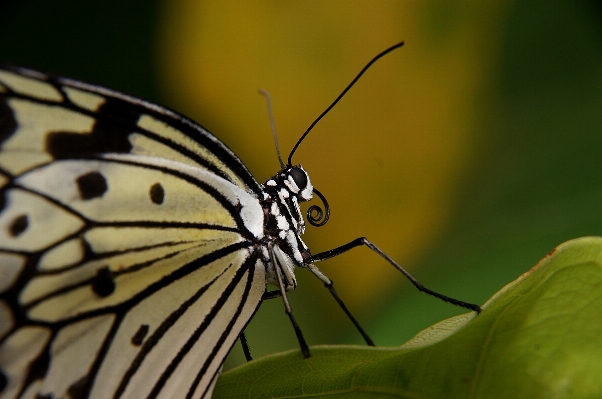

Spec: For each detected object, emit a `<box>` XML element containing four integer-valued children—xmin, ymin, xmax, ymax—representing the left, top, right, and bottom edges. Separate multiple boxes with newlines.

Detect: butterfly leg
<box><xmin>311</xmin><ymin>237</ymin><xmax>482</xmax><ymax>313</ymax></box>
<box><xmin>306</xmin><ymin>264</ymin><xmax>375</xmax><ymax>346</ymax></box>
<box><xmin>269</xmin><ymin>246</ymin><xmax>311</xmax><ymax>358</ymax></box>
<box><xmin>239</xmin><ymin>331</ymin><xmax>253</xmax><ymax>361</ymax></box>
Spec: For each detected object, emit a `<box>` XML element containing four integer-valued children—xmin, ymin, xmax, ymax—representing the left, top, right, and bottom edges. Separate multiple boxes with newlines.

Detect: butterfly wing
<box><xmin>0</xmin><ymin>67</ymin><xmax>266</xmax><ymax>399</ymax></box>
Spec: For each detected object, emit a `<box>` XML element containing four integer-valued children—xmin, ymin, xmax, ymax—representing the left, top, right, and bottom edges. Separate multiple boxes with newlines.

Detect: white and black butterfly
<box><xmin>0</xmin><ymin>42</ymin><xmax>479</xmax><ymax>399</ymax></box>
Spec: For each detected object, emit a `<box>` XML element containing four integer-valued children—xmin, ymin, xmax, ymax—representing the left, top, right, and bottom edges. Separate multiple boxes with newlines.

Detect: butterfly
<box><xmin>0</xmin><ymin>42</ymin><xmax>480</xmax><ymax>399</ymax></box>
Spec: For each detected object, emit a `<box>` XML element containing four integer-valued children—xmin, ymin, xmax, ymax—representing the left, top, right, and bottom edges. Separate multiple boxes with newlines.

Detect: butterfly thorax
<box><xmin>260</xmin><ymin>165</ymin><xmax>313</xmax><ymax>290</ymax></box>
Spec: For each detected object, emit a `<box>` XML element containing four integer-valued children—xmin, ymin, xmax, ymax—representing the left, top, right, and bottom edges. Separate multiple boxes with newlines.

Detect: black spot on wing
<box><xmin>92</xmin><ymin>266</ymin><xmax>115</xmax><ymax>298</ymax></box>
<box><xmin>0</xmin><ymin>369</ymin><xmax>7</xmax><ymax>394</ymax></box>
<box><xmin>67</xmin><ymin>374</ymin><xmax>91</xmax><ymax>399</ymax></box>
<box><xmin>76</xmin><ymin>171</ymin><xmax>107</xmax><ymax>200</ymax></box>
<box><xmin>131</xmin><ymin>324</ymin><xmax>149</xmax><ymax>346</ymax></box>
<box><xmin>46</xmin><ymin>126</ymin><xmax>132</xmax><ymax>159</ymax></box>
<box><xmin>81</xmin><ymin>238</ymin><xmax>95</xmax><ymax>259</ymax></box>
<box><xmin>23</xmin><ymin>349</ymin><xmax>50</xmax><ymax>393</ymax></box>
<box><xmin>8</xmin><ymin>214</ymin><xmax>28</xmax><ymax>237</ymax></box>
<box><xmin>0</xmin><ymin>99</ymin><xmax>17</xmax><ymax>146</ymax></box>
<box><xmin>149</xmin><ymin>183</ymin><xmax>164</xmax><ymax>205</ymax></box>
<box><xmin>46</xmin><ymin>97</ymin><xmax>137</xmax><ymax>159</ymax></box>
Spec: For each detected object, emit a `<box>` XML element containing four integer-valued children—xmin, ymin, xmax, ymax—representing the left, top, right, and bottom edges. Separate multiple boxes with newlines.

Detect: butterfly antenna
<box><xmin>259</xmin><ymin>89</ymin><xmax>285</xmax><ymax>169</ymax></box>
<box><xmin>287</xmin><ymin>41</ymin><xmax>405</xmax><ymax>165</ymax></box>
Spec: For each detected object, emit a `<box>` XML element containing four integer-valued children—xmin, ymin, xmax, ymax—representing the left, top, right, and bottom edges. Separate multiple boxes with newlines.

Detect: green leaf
<box><xmin>215</xmin><ymin>237</ymin><xmax>602</xmax><ymax>399</ymax></box>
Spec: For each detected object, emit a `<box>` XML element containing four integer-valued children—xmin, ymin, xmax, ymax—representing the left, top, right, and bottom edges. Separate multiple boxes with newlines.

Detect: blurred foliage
<box><xmin>0</xmin><ymin>0</ymin><xmax>160</xmax><ymax>100</ymax></box>
<box><xmin>215</xmin><ymin>237</ymin><xmax>602</xmax><ymax>399</ymax></box>
<box><xmin>2</xmin><ymin>0</ymin><xmax>602</xmax><ymax>376</ymax></box>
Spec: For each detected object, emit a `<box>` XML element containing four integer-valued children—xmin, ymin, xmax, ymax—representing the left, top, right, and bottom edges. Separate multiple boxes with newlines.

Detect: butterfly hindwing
<box><xmin>0</xmin><ymin>66</ymin><xmax>267</xmax><ymax>399</ymax></box>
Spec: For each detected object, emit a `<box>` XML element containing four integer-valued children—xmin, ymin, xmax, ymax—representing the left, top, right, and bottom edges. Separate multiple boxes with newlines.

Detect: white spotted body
<box><xmin>260</xmin><ymin>165</ymin><xmax>314</xmax><ymax>291</ymax></box>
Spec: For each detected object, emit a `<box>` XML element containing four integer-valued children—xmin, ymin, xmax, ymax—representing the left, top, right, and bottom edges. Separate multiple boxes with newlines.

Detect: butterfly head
<box><xmin>263</xmin><ymin>165</ymin><xmax>313</xmax><ymax>203</ymax></box>
<box><xmin>261</xmin><ymin>164</ymin><xmax>314</xmax><ymax>266</ymax></box>
<box><xmin>284</xmin><ymin>165</ymin><xmax>313</xmax><ymax>201</ymax></box>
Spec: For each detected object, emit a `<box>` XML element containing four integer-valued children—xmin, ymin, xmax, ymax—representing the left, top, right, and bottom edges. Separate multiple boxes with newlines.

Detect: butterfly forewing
<box><xmin>0</xmin><ymin>66</ymin><xmax>267</xmax><ymax>399</ymax></box>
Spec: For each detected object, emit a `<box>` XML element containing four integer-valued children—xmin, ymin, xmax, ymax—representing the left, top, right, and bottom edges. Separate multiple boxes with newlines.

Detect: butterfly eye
<box><xmin>289</xmin><ymin>167</ymin><xmax>307</xmax><ymax>190</ymax></box>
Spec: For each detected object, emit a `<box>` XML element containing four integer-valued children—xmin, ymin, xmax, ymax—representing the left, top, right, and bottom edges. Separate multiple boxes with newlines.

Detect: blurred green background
<box><xmin>2</xmin><ymin>0</ymin><xmax>602</xmax><ymax>370</ymax></box>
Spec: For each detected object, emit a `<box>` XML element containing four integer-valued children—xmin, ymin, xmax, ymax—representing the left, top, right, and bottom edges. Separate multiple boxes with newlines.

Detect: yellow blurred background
<box><xmin>154</xmin><ymin>2</ymin><xmax>509</xmax><ymax>365</ymax></box>
<box><xmin>156</xmin><ymin>1</ymin><xmax>506</xmax><ymax>306</ymax></box>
